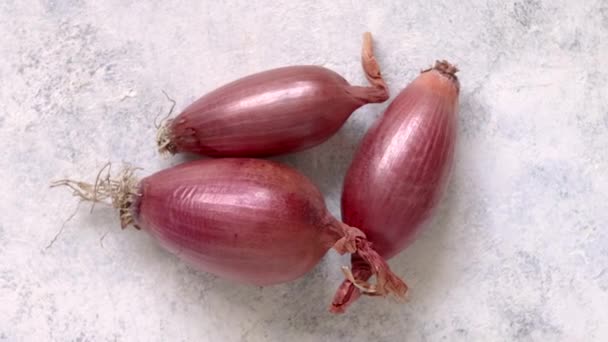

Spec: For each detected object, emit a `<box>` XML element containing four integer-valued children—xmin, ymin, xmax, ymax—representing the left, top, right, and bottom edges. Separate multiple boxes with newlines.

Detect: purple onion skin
<box><xmin>53</xmin><ymin>158</ymin><xmax>407</xmax><ymax>306</ymax></box>
<box><xmin>331</xmin><ymin>61</ymin><xmax>460</xmax><ymax>313</ymax></box>
<box><xmin>131</xmin><ymin>159</ymin><xmax>405</xmax><ymax>297</ymax></box>
<box><xmin>134</xmin><ymin>158</ymin><xmax>337</xmax><ymax>285</ymax></box>
<box><xmin>344</xmin><ymin>64</ymin><xmax>459</xmax><ymax>258</ymax></box>
<box><xmin>160</xmin><ymin>33</ymin><xmax>388</xmax><ymax>157</ymax></box>
<box><xmin>166</xmin><ymin>66</ymin><xmax>387</xmax><ymax>157</ymax></box>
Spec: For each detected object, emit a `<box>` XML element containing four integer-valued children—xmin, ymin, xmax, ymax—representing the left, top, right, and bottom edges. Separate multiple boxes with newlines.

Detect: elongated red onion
<box><xmin>157</xmin><ymin>33</ymin><xmax>389</xmax><ymax>157</ymax></box>
<box><xmin>53</xmin><ymin>159</ymin><xmax>406</xmax><ymax>304</ymax></box>
<box><xmin>330</xmin><ymin>61</ymin><xmax>460</xmax><ymax>313</ymax></box>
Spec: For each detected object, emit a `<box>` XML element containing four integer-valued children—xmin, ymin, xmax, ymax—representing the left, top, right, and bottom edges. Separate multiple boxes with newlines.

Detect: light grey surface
<box><xmin>1</xmin><ymin>1</ymin><xmax>607</xmax><ymax>341</ymax></box>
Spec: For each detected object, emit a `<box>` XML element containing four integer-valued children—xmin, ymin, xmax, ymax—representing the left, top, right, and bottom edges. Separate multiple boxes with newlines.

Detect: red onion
<box><xmin>330</xmin><ymin>61</ymin><xmax>460</xmax><ymax>313</ymax></box>
<box><xmin>157</xmin><ymin>33</ymin><xmax>389</xmax><ymax>157</ymax></box>
<box><xmin>53</xmin><ymin>159</ymin><xmax>406</xmax><ymax>303</ymax></box>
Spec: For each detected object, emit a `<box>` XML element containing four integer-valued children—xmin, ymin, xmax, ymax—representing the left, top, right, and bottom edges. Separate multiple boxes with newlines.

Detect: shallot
<box><xmin>157</xmin><ymin>33</ymin><xmax>389</xmax><ymax>157</ymax></box>
<box><xmin>331</xmin><ymin>61</ymin><xmax>460</xmax><ymax>313</ymax></box>
<box><xmin>53</xmin><ymin>158</ymin><xmax>406</xmax><ymax>305</ymax></box>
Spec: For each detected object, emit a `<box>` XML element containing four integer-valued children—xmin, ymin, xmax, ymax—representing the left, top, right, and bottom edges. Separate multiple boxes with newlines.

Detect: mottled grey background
<box><xmin>1</xmin><ymin>1</ymin><xmax>607</xmax><ymax>341</ymax></box>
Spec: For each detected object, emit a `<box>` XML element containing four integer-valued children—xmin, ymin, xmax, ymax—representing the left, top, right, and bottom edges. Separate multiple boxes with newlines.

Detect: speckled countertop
<box><xmin>1</xmin><ymin>1</ymin><xmax>607</xmax><ymax>341</ymax></box>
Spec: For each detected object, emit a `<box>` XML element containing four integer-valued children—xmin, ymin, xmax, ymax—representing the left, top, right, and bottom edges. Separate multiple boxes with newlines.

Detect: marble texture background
<box><xmin>1</xmin><ymin>1</ymin><xmax>607</xmax><ymax>341</ymax></box>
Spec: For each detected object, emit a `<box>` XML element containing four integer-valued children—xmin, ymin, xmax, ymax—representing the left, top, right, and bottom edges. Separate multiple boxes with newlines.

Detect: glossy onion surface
<box><xmin>331</xmin><ymin>61</ymin><xmax>460</xmax><ymax>313</ymax></box>
<box><xmin>53</xmin><ymin>152</ymin><xmax>406</xmax><ymax>309</ymax></box>
<box><xmin>135</xmin><ymin>158</ymin><xmax>335</xmax><ymax>285</ymax></box>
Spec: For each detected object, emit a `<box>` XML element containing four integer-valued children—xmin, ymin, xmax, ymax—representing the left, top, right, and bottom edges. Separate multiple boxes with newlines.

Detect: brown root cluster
<box><xmin>51</xmin><ymin>163</ymin><xmax>141</xmax><ymax>229</ymax></box>
<box><xmin>156</xmin><ymin>121</ymin><xmax>176</xmax><ymax>155</ymax></box>
<box><xmin>155</xmin><ymin>90</ymin><xmax>177</xmax><ymax>155</ymax></box>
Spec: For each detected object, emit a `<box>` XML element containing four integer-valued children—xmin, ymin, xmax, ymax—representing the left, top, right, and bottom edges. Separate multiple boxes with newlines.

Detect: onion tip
<box><xmin>361</xmin><ymin>31</ymin><xmax>389</xmax><ymax>97</ymax></box>
<box><xmin>422</xmin><ymin>60</ymin><xmax>459</xmax><ymax>78</ymax></box>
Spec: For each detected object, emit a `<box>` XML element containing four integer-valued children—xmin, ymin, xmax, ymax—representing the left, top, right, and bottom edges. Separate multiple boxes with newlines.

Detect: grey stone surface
<box><xmin>1</xmin><ymin>1</ymin><xmax>607</xmax><ymax>341</ymax></box>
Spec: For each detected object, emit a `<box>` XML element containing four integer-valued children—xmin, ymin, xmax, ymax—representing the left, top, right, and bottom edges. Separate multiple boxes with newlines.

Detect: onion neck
<box><xmin>325</xmin><ymin>219</ymin><xmax>408</xmax><ymax>313</ymax></box>
<box><xmin>347</xmin><ymin>85</ymin><xmax>390</xmax><ymax>104</ymax></box>
<box><xmin>361</xmin><ymin>32</ymin><xmax>389</xmax><ymax>96</ymax></box>
<box><xmin>344</xmin><ymin>32</ymin><xmax>390</xmax><ymax>106</ymax></box>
